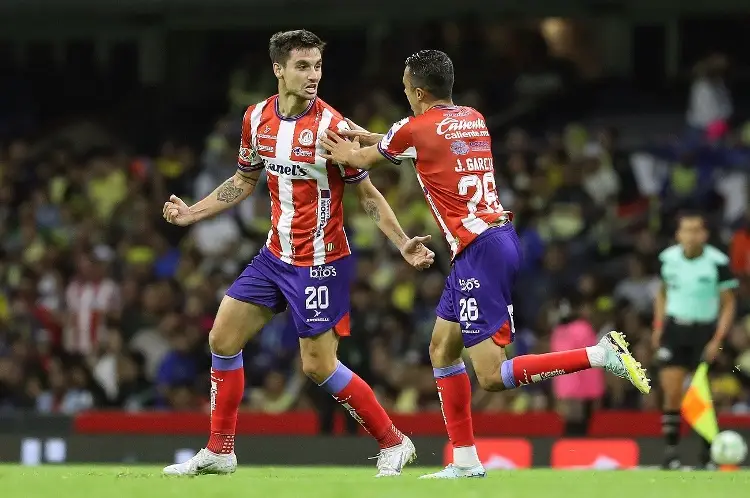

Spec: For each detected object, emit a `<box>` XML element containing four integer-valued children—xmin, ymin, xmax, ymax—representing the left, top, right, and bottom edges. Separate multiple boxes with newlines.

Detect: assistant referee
<box><xmin>653</xmin><ymin>212</ymin><xmax>738</xmax><ymax>470</ymax></box>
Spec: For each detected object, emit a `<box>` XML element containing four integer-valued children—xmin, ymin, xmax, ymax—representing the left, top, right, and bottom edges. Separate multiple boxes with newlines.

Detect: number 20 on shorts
<box><xmin>305</xmin><ymin>286</ymin><xmax>329</xmax><ymax>310</ymax></box>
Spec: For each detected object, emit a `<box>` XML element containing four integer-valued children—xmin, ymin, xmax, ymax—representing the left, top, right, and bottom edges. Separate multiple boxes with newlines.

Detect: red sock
<box><xmin>502</xmin><ymin>349</ymin><xmax>591</xmax><ymax>388</ymax></box>
<box><xmin>436</xmin><ymin>370</ymin><xmax>475</xmax><ymax>448</ymax></box>
<box><xmin>327</xmin><ymin>367</ymin><xmax>403</xmax><ymax>449</ymax></box>
<box><xmin>206</xmin><ymin>366</ymin><xmax>244</xmax><ymax>454</ymax></box>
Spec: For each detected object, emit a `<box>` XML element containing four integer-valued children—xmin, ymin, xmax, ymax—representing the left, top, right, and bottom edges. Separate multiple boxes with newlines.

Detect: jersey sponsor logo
<box><xmin>436</xmin><ymin>117</ymin><xmax>489</xmax><ymax>140</ymax></box>
<box><xmin>292</xmin><ymin>146</ymin><xmax>314</xmax><ymax>158</ymax></box>
<box><xmin>257</xmin><ymin>134</ymin><xmax>277</xmax><ymax>140</ymax></box>
<box><xmin>469</xmin><ymin>140</ymin><xmax>491</xmax><ymax>151</ymax></box>
<box><xmin>298</xmin><ymin>129</ymin><xmax>315</xmax><ymax>146</ymax></box>
<box><xmin>315</xmin><ymin>190</ymin><xmax>332</xmax><ymax>238</ymax></box>
<box><xmin>443</xmin><ymin>109</ymin><xmax>471</xmax><ymax>118</ymax></box>
<box><xmin>459</xmin><ymin>278</ymin><xmax>481</xmax><ymax>291</ymax></box>
<box><xmin>306</xmin><ymin>315</ymin><xmax>331</xmax><ymax>323</ymax></box>
<box><xmin>264</xmin><ymin>161</ymin><xmax>309</xmax><ymax>177</ymax></box>
<box><xmin>257</xmin><ymin>143</ymin><xmax>274</xmax><ymax>153</ymax></box>
<box><xmin>450</xmin><ymin>140</ymin><xmax>470</xmax><ymax>155</ymax></box>
<box><xmin>309</xmin><ymin>264</ymin><xmax>337</xmax><ymax>280</ymax></box>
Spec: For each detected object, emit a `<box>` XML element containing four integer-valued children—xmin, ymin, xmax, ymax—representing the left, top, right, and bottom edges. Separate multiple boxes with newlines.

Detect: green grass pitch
<box><xmin>1</xmin><ymin>465</ymin><xmax>748</xmax><ymax>498</ymax></box>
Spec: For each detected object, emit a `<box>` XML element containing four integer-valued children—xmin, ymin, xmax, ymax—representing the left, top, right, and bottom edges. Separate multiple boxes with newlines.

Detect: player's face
<box><xmin>402</xmin><ymin>67</ymin><xmax>424</xmax><ymax>115</ymax></box>
<box><xmin>677</xmin><ymin>217</ymin><xmax>708</xmax><ymax>252</ymax></box>
<box><xmin>274</xmin><ymin>48</ymin><xmax>322</xmax><ymax>99</ymax></box>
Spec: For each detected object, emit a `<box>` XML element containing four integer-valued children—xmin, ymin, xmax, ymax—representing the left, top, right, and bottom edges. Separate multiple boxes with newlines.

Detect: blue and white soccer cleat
<box><xmin>419</xmin><ymin>463</ymin><xmax>487</xmax><ymax>479</ymax></box>
<box><xmin>374</xmin><ymin>435</ymin><xmax>417</xmax><ymax>477</ymax></box>
<box><xmin>601</xmin><ymin>331</ymin><xmax>651</xmax><ymax>394</ymax></box>
<box><xmin>163</xmin><ymin>448</ymin><xmax>237</xmax><ymax>476</ymax></box>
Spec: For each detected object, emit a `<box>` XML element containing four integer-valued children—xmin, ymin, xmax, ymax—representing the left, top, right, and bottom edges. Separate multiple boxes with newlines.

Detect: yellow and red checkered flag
<box><xmin>681</xmin><ymin>362</ymin><xmax>719</xmax><ymax>443</ymax></box>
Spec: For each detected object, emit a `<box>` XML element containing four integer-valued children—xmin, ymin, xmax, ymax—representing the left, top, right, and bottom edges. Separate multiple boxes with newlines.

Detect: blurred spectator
<box><xmin>64</xmin><ymin>253</ymin><xmax>120</xmax><ymax>356</ymax></box>
<box><xmin>613</xmin><ymin>256</ymin><xmax>660</xmax><ymax>314</ymax></box>
<box><xmin>730</xmin><ymin>209</ymin><xmax>750</xmax><ymax>276</ymax></box>
<box><xmin>686</xmin><ymin>54</ymin><xmax>732</xmax><ymax>138</ymax></box>
<box><xmin>550</xmin><ymin>298</ymin><xmax>604</xmax><ymax>435</ymax></box>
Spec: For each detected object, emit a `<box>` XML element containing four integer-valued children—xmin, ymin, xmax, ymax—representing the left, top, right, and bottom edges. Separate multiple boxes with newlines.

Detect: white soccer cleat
<box><xmin>162</xmin><ymin>448</ymin><xmax>237</xmax><ymax>476</ymax></box>
<box><xmin>600</xmin><ymin>331</ymin><xmax>651</xmax><ymax>394</ymax></box>
<box><xmin>373</xmin><ymin>435</ymin><xmax>417</xmax><ymax>477</ymax></box>
<box><xmin>419</xmin><ymin>463</ymin><xmax>487</xmax><ymax>479</ymax></box>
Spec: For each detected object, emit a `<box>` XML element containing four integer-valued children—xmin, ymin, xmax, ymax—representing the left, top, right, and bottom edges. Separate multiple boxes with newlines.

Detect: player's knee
<box><xmin>428</xmin><ymin>339</ymin><xmax>449</xmax><ymax>366</ymax></box>
<box><xmin>300</xmin><ymin>352</ymin><xmax>338</xmax><ymax>385</ymax></box>
<box><xmin>429</xmin><ymin>336</ymin><xmax>460</xmax><ymax>367</ymax></box>
<box><xmin>208</xmin><ymin>326</ymin><xmax>242</xmax><ymax>357</ymax></box>
<box><xmin>475</xmin><ymin>370</ymin><xmax>504</xmax><ymax>392</ymax></box>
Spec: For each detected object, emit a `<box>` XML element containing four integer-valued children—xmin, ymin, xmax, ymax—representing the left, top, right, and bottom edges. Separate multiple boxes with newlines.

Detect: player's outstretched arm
<box><xmin>354</xmin><ymin>177</ymin><xmax>434</xmax><ymax>270</ymax></box>
<box><xmin>163</xmin><ymin>168</ymin><xmax>261</xmax><ymax>226</ymax></box>
<box><xmin>337</xmin><ymin>118</ymin><xmax>384</xmax><ymax>147</ymax></box>
<box><xmin>320</xmin><ymin>132</ymin><xmax>382</xmax><ymax>170</ymax></box>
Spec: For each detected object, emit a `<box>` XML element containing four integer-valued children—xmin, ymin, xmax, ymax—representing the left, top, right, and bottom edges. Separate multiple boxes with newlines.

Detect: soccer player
<box><xmin>320</xmin><ymin>49</ymin><xmax>651</xmax><ymax>479</ymax></box>
<box><xmin>162</xmin><ymin>30</ymin><xmax>433</xmax><ymax>477</ymax></box>
<box><xmin>653</xmin><ymin>212</ymin><xmax>737</xmax><ymax>469</ymax></box>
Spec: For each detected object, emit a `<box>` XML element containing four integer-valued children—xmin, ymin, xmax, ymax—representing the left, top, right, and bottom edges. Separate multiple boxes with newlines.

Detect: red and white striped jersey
<box><xmin>237</xmin><ymin>96</ymin><xmax>368</xmax><ymax>267</ymax></box>
<box><xmin>64</xmin><ymin>279</ymin><xmax>120</xmax><ymax>355</ymax></box>
<box><xmin>378</xmin><ymin>105</ymin><xmax>506</xmax><ymax>258</ymax></box>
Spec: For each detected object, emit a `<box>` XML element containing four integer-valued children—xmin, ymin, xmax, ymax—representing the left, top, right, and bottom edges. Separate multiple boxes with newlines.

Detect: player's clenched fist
<box><xmin>163</xmin><ymin>194</ymin><xmax>196</xmax><ymax>226</ymax></box>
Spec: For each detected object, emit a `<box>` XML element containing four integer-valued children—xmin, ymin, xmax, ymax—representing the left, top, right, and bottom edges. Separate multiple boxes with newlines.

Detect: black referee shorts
<box><xmin>655</xmin><ymin>318</ymin><xmax>715</xmax><ymax>370</ymax></box>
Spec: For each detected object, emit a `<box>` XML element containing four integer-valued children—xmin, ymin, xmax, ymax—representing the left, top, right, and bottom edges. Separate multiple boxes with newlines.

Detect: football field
<box><xmin>1</xmin><ymin>466</ymin><xmax>749</xmax><ymax>498</ymax></box>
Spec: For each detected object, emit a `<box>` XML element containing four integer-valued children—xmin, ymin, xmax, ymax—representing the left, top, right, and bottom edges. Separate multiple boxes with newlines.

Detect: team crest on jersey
<box><xmin>450</xmin><ymin>140</ymin><xmax>470</xmax><ymax>155</ymax></box>
<box><xmin>298</xmin><ymin>129</ymin><xmax>314</xmax><ymax>146</ymax></box>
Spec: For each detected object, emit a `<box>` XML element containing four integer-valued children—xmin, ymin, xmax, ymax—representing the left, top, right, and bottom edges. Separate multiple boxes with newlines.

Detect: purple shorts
<box><xmin>435</xmin><ymin>224</ymin><xmax>521</xmax><ymax>348</ymax></box>
<box><xmin>226</xmin><ymin>247</ymin><xmax>355</xmax><ymax>338</ymax></box>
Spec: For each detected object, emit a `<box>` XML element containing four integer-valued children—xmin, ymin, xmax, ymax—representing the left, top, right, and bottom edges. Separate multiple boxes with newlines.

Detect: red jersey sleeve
<box><xmin>333</xmin><ymin>119</ymin><xmax>368</xmax><ymax>184</ymax></box>
<box><xmin>237</xmin><ymin>105</ymin><xmax>264</xmax><ymax>173</ymax></box>
<box><xmin>377</xmin><ymin>117</ymin><xmax>417</xmax><ymax>164</ymax></box>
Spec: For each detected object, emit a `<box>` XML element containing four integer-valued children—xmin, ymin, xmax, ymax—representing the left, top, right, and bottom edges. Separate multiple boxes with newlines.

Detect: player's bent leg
<box><xmin>468</xmin><ymin>331</ymin><xmax>650</xmax><ymax>393</ymax></box>
<box><xmin>300</xmin><ymin>329</ymin><xmax>415</xmax><ymax>477</ymax></box>
<box><xmin>660</xmin><ymin>365</ymin><xmax>688</xmax><ymax>470</ymax></box>
<box><xmin>420</xmin><ymin>318</ymin><xmax>486</xmax><ymax>479</ymax></box>
<box><xmin>163</xmin><ymin>296</ymin><xmax>274</xmax><ymax>476</ymax></box>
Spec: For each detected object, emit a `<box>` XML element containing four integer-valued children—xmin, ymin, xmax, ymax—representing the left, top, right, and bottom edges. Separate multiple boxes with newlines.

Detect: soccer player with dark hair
<box><xmin>162</xmin><ymin>30</ymin><xmax>432</xmax><ymax>477</ymax></box>
<box><xmin>653</xmin><ymin>212</ymin><xmax>738</xmax><ymax>469</ymax></box>
<box><xmin>321</xmin><ymin>49</ymin><xmax>651</xmax><ymax>478</ymax></box>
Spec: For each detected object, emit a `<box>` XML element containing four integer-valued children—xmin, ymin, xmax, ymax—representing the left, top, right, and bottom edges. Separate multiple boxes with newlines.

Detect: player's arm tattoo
<box><xmin>363</xmin><ymin>198</ymin><xmax>381</xmax><ymax>222</ymax></box>
<box><xmin>236</xmin><ymin>170</ymin><xmax>259</xmax><ymax>187</ymax></box>
<box><xmin>216</xmin><ymin>179</ymin><xmax>245</xmax><ymax>203</ymax></box>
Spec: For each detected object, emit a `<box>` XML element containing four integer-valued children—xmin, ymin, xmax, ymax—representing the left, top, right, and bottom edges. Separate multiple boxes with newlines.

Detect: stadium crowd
<box><xmin>1</xmin><ymin>23</ymin><xmax>750</xmax><ymax>432</ymax></box>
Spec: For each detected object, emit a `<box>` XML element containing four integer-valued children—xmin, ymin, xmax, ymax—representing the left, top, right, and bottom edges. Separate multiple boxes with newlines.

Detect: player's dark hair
<box><xmin>405</xmin><ymin>50</ymin><xmax>454</xmax><ymax>100</ymax></box>
<box><xmin>677</xmin><ymin>210</ymin><xmax>706</xmax><ymax>227</ymax></box>
<box><xmin>269</xmin><ymin>30</ymin><xmax>325</xmax><ymax>65</ymax></box>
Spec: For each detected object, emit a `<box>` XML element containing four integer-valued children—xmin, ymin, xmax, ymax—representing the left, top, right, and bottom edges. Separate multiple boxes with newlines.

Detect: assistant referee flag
<box><xmin>681</xmin><ymin>363</ymin><xmax>719</xmax><ymax>442</ymax></box>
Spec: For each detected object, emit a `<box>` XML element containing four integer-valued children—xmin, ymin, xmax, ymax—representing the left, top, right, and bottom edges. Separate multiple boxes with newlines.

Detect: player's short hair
<box><xmin>405</xmin><ymin>49</ymin><xmax>454</xmax><ymax>100</ymax></box>
<box><xmin>269</xmin><ymin>30</ymin><xmax>325</xmax><ymax>65</ymax></box>
<box><xmin>677</xmin><ymin>210</ymin><xmax>706</xmax><ymax>227</ymax></box>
